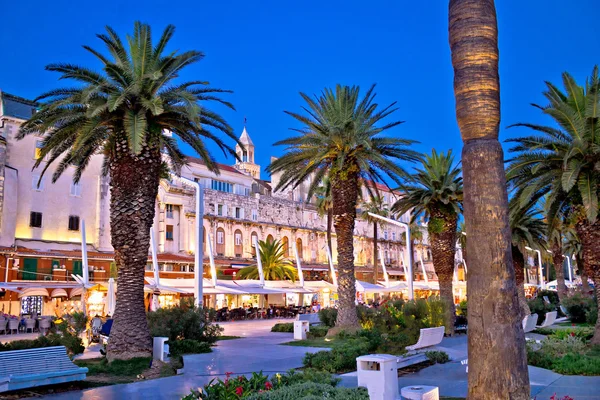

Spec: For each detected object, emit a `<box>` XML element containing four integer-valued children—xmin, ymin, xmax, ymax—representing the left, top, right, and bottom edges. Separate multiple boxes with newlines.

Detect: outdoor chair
<box><xmin>8</xmin><ymin>319</ymin><xmax>19</xmax><ymax>334</ymax></box>
<box><xmin>536</xmin><ymin>311</ymin><xmax>557</xmax><ymax>329</ymax></box>
<box><xmin>0</xmin><ymin>346</ymin><xmax>87</xmax><ymax>392</ymax></box>
<box><xmin>0</xmin><ymin>320</ymin><xmax>6</xmax><ymax>335</ymax></box>
<box><xmin>405</xmin><ymin>326</ymin><xmax>445</xmax><ymax>351</ymax></box>
<box><xmin>39</xmin><ymin>319</ymin><xmax>51</xmax><ymax>335</ymax></box>
<box><xmin>25</xmin><ymin>318</ymin><xmax>36</xmax><ymax>333</ymax></box>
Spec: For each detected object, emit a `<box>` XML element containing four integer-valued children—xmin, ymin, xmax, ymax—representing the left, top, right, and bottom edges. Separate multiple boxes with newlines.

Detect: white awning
<box><xmin>70</xmin><ymin>287</ymin><xmax>83</xmax><ymax>298</ymax></box>
<box><xmin>51</xmin><ymin>288</ymin><xmax>68</xmax><ymax>298</ymax></box>
<box><xmin>18</xmin><ymin>288</ymin><xmax>49</xmax><ymax>298</ymax></box>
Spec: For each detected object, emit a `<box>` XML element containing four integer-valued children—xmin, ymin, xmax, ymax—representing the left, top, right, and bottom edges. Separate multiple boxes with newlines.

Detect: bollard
<box><xmin>293</xmin><ymin>320</ymin><xmax>309</xmax><ymax>340</ymax></box>
<box><xmin>401</xmin><ymin>385</ymin><xmax>439</xmax><ymax>400</ymax></box>
<box><xmin>152</xmin><ymin>337</ymin><xmax>169</xmax><ymax>361</ymax></box>
<box><xmin>356</xmin><ymin>354</ymin><xmax>398</xmax><ymax>400</ymax></box>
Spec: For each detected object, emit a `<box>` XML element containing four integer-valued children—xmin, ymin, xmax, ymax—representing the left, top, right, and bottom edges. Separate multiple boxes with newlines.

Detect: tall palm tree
<box><xmin>18</xmin><ymin>23</ymin><xmax>236</xmax><ymax>360</ymax></box>
<box><xmin>509</xmin><ymin>201</ymin><xmax>547</xmax><ymax>318</ymax></box>
<box><xmin>563</xmin><ymin>228</ymin><xmax>591</xmax><ymax>294</ymax></box>
<box><xmin>238</xmin><ymin>239</ymin><xmax>297</xmax><ymax>281</ymax></box>
<box><xmin>506</xmin><ymin>66</ymin><xmax>600</xmax><ymax>343</ymax></box>
<box><xmin>268</xmin><ymin>84</ymin><xmax>419</xmax><ymax>330</ymax></box>
<box><xmin>360</xmin><ymin>196</ymin><xmax>389</xmax><ymax>283</ymax></box>
<box><xmin>392</xmin><ymin>149</ymin><xmax>462</xmax><ymax>334</ymax></box>
<box><xmin>314</xmin><ymin>179</ymin><xmax>333</xmax><ymax>252</ymax></box>
<box><xmin>449</xmin><ymin>0</ymin><xmax>530</xmax><ymax>396</ymax></box>
<box><xmin>547</xmin><ymin>213</ymin><xmax>568</xmax><ymax>299</ymax></box>
<box><xmin>409</xmin><ymin>221</ymin><xmax>425</xmax><ymax>281</ymax></box>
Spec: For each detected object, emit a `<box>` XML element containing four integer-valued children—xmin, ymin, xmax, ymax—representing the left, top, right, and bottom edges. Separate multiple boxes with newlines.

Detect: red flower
<box><xmin>265</xmin><ymin>381</ymin><xmax>273</xmax><ymax>390</ymax></box>
<box><xmin>570</xmin><ymin>332</ymin><xmax>575</xmax><ymax>337</ymax></box>
<box><xmin>235</xmin><ymin>386</ymin><xmax>243</xmax><ymax>396</ymax></box>
<box><xmin>238</xmin><ymin>376</ymin><xmax>244</xmax><ymax>382</ymax></box>
<box><xmin>225</xmin><ymin>372</ymin><xmax>233</xmax><ymax>378</ymax></box>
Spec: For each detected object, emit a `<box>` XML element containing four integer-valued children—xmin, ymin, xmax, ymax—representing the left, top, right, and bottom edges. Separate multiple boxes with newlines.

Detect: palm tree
<box><xmin>360</xmin><ymin>196</ymin><xmax>390</xmax><ymax>283</ymax></box>
<box><xmin>238</xmin><ymin>239</ymin><xmax>297</xmax><ymax>281</ymax></box>
<box><xmin>409</xmin><ymin>221</ymin><xmax>425</xmax><ymax>281</ymax></box>
<box><xmin>392</xmin><ymin>149</ymin><xmax>462</xmax><ymax>334</ymax></box>
<box><xmin>449</xmin><ymin>0</ymin><xmax>530</xmax><ymax>396</ymax></box>
<box><xmin>509</xmin><ymin>201</ymin><xmax>547</xmax><ymax>318</ymax></box>
<box><xmin>18</xmin><ymin>23</ymin><xmax>236</xmax><ymax>360</ymax></box>
<box><xmin>563</xmin><ymin>228</ymin><xmax>591</xmax><ymax>294</ymax></box>
<box><xmin>315</xmin><ymin>179</ymin><xmax>333</xmax><ymax>252</ymax></box>
<box><xmin>268</xmin><ymin>84</ymin><xmax>419</xmax><ymax>330</ymax></box>
<box><xmin>506</xmin><ymin>66</ymin><xmax>600</xmax><ymax>343</ymax></box>
<box><xmin>547</xmin><ymin>213</ymin><xmax>568</xmax><ymax>299</ymax></box>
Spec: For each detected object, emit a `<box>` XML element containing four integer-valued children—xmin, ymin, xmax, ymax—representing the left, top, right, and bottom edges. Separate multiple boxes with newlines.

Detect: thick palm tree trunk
<box><xmin>552</xmin><ymin>240</ymin><xmax>568</xmax><ymax>300</ymax></box>
<box><xmin>106</xmin><ymin>143</ymin><xmax>161</xmax><ymax>361</ymax></box>
<box><xmin>512</xmin><ymin>246</ymin><xmax>531</xmax><ymax>318</ymax></box>
<box><xmin>331</xmin><ymin>170</ymin><xmax>360</xmax><ymax>330</ymax></box>
<box><xmin>575</xmin><ymin>219</ymin><xmax>600</xmax><ymax>344</ymax></box>
<box><xmin>578</xmin><ymin>254</ymin><xmax>591</xmax><ymax>294</ymax></box>
<box><xmin>327</xmin><ymin>208</ymin><xmax>333</xmax><ymax>253</ymax></box>
<box><xmin>449</xmin><ymin>0</ymin><xmax>530</xmax><ymax>398</ymax></box>
<box><xmin>429</xmin><ymin>211</ymin><xmax>457</xmax><ymax>334</ymax></box>
<box><xmin>373</xmin><ymin>223</ymin><xmax>378</xmax><ymax>283</ymax></box>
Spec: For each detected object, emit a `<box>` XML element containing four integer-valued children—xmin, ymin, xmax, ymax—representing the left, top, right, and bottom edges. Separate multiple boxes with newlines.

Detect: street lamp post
<box><xmin>565</xmin><ymin>254</ymin><xmax>572</xmax><ymax>282</ymax></box>
<box><xmin>368</xmin><ymin>213</ymin><xmax>413</xmax><ymax>300</ymax></box>
<box><xmin>525</xmin><ymin>246</ymin><xmax>544</xmax><ymax>289</ymax></box>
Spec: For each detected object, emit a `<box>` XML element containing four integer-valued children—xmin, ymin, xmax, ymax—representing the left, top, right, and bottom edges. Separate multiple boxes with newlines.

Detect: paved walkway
<box><xmin>34</xmin><ymin>319</ymin><xmax>324</xmax><ymax>400</ymax></box>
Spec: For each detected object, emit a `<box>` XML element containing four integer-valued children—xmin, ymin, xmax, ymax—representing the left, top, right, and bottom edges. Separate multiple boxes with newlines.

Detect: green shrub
<box><xmin>378</xmin><ymin>332</ymin><xmax>412</xmax><ymax>355</ymax></box>
<box><xmin>552</xmin><ymin>352</ymin><xmax>600</xmax><ymax>375</ymax></box>
<box><xmin>562</xmin><ymin>292</ymin><xmax>596</xmax><ymax>323</ymax></box>
<box><xmin>538</xmin><ymin>290</ymin><xmax>560</xmax><ymax>307</ymax></box>
<box><xmin>425</xmin><ymin>351</ymin><xmax>450</xmax><ymax>364</ymax></box>
<box><xmin>456</xmin><ymin>300</ymin><xmax>468</xmax><ymax>317</ymax></box>
<box><xmin>551</xmin><ymin>328</ymin><xmax>593</xmax><ymax>341</ymax></box>
<box><xmin>303</xmin><ymin>338</ymin><xmax>371</xmax><ymax>373</ymax></box>
<box><xmin>527</xmin><ymin>335</ymin><xmax>600</xmax><ymax>376</ymax></box>
<box><xmin>169</xmin><ymin>339</ymin><xmax>211</xmax><ymax>356</ymax></box>
<box><xmin>0</xmin><ymin>333</ymin><xmax>84</xmax><ymax>356</ymax></box>
<box><xmin>318</xmin><ymin>308</ymin><xmax>338</xmax><ymax>328</ymax></box>
<box><xmin>586</xmin><ymin>299</ymin><xmax>598</xmax><ymax>325</ymax></box>
<box><xmin>245</xmin><ymin>382</ymin><xmax>369</xmax><ymax>400</ymax></box>
<box><xmin>147</xmin><ymin>305</ymin><xmax>223</xmax><ymax>344</ymax></box>
<box><xmin>307</xmin><ymin>325</ymin><xmax>328</xmax><ymax>339</ymax></box>
<box><xmin>275</xmin><ymin>368</ymin><xmax>339</xmax><ymax>387</ymax></box>
<box><xmin>528</xmin><ymin>297</ymin><xmax>556</xmax><ymax>325</ymax></box>
<box><xmin>271</xmin><ymin>323</ymin><xmax>294</xmax><ymax>333</ymax></box>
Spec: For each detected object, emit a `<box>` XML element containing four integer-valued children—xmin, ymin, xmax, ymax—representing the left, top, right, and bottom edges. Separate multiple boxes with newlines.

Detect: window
<box><xmin>70</xmin><ymin>182</ymin><xmax>82</xmax><ymax>197</ymax></box>
<box><xmin>392</xmin><ymin>232</ymin><xmax>396</xmax><ymax>241</ymax></box>
<box><xmin>166</xmin><ymin>225</ymin><xmax>174</xmax><ymax>241</ymax></box>
<box><xmin>384</xmin><ymin>231</ymin><xmax>388</xmax><ymax>240</ymax></box>
<box><xmin>217</xmin><ymin>205</ymin><xmax>223</xmax><ymax>216</ymax></box>
<box><xmin>235</xmin><ymin>232</ymin><xmax>242</xmax><ymax>246</ymax></box>
<box><xmin>235</xmin><ymin>207</ymin><xmax>241</xmax><ymax>219</ymax></box>
<box><xmin>217</xmin><ymin>230</ymin><xmax>224</xmax><ymax>244</ymax></box>
<box><xmin>68</xmin><ymin>215</ymin><xmax>80</xmax><ymax>231</ymax></box>
<box><xmin>243</xmin><ymin>151</ymin><xmax>248</xmax><ymax>162</ymax></box>
<box><xmin>34</xmin><ymin>140</ymin><xmax>43</xmax><ymax>160</ymax></box>
<box><xmin>31</xmin><ymin>175</ymin><xmax>44</xmax><ymax>191</ymax></box>
<box><xmin>252</xmin><ymin>209</ymin><xmax>258</xmax><ymax>221</ymax></box>
<box><xmin>162</xmin><ymin>264</ymin><xmax>173</xmax><ymax>272</ymax></box>
<box><xmin>30</xmin><ymin>212</ymin><xmax>42</xmax><ymax>228</ymax></box>
<box><xmin>166</xmin><ymin>204</ymin><xmax>174</xmax><ymax>219</ymax></box>
<box><xmin>211</xmin><ymin>180</ymin><xmax>233</xmax><ymax>193</ymax></box>
<box><xmin>244</xmin><ymin>188</ymin><xmax>250</xmax><ymax>196</ymax></box>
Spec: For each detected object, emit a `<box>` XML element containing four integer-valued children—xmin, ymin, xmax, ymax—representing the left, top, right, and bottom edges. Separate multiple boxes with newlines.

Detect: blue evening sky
<box><xmin>1</xmin><ymin>0</ymin><xmax>598</xmax><ymax>179</ymax></box>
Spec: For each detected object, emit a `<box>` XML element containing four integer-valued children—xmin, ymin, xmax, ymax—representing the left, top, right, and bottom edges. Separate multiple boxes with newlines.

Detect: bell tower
<box><xmin>234</xmin><ymin>126</ymin><xmax>260</xmax><ymax>179</ymax></box>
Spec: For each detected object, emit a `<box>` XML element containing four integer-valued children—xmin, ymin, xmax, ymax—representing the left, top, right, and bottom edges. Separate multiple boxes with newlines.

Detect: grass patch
<box><xmin>75</xmin><ymin>357</ymin><xmax>152</xmax><ymax>377</ymax></box>
<box><xmin>216</xmin><ymin>335</ymin><xmax>241</xmax><ymax>341</ymax></box>
<box><xmin>557</xmin><ymin>322</ymin><xmax>593</xmax><ymax>327</ymax></box>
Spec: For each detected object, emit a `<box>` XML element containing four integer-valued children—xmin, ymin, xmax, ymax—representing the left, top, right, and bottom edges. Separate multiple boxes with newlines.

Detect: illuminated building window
<box><xmin>34</xmin><ymin>140</ymin><xmax>43</xmax><ymax>160</ymax></box>
<box><xmin>29</xmin><ymin>212</ymin><xmax>43</xmax><ymax>228</ymax></box>
<box><xmin>68</xmin><ymin>215</ymin><xmax>80</xmax><ymax>231</ymax></box>
<box><xmin>166</xmin><ymin>225</ymin><xmax>174</xmax><ymax>241</ymax></box>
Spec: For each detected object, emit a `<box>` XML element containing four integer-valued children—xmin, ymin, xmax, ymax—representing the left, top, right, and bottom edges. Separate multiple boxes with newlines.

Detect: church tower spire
<box><xmin>234</xmin><ymin>125</ymin><xmax>260</xmax><ymax>179</ymax></box>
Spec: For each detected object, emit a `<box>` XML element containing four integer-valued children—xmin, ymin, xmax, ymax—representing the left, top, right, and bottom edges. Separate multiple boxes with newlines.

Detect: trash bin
<box><xmin>293</xmin><ymin>320</ymin><xmax>309</xmax><ymax>340</ymax></box>
<box><xmin>356</xmin><ymin>354</ymin><xmax>398</xmax><ymax>400</ymax></box>
<box><xmin>401</xmin><ymin>385</ymin><xmax>439</xmax><ymax>400</ymax></box>
<box><xmin>153</xmin><ymin>337</ymin><xmax>169</xmax><ymax>361</ymax></box>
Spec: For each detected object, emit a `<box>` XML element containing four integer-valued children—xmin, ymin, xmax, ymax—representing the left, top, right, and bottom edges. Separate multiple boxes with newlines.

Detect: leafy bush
<box><xmin>425</xmin><ymin>350</ymin><xmax>449</xmax><ymax>364</ymax></box>
<box><xmin>275</xmin><ymin>368</ymin><xmax>340</xmax><ymax>387</ymax></box>
<box><xmin>562</xmin><ymin>292</ymin><xmax>596</xmax><ymax>323</ymax></box>
<box><xmin>587</xmin><ymin>300</ymin><xmax>598</xmax><ymax>325</ymax></box>
<box><xmin>307</xmin><ymin>325</ymin><xmax>329</xmax><ymax>339</ymax></box>
<box><xmin>538</xmin><ymin>290</ymin><xmax>560</xmax><ymax>307</ymax></box>
<box><xmin>271</xmin><ymin>323</ymin><xmax>294</xmax><ymax>333</ymax></box>
<box><xmin>246</xmin><ymin>382</ymin><xmax>369</xmax><ymax>400</ymax></box>
<box><xmin>76</xmin><ymin>357</ymin><xmax>151</xmax><ymax>376</ymax></box>
<box><xmin>528</xmin><ymin>297</ymin><xmax>556</xmax><ymax>325</ymax></box>
<box><xmin>147</xmin><ymin>305</ymin><xmax>223</xmax><ymax>344</ymax></box>
<box><xmin>318</xmin><ymin>308</ymin><xmax>338</xmax><ymax>328</ymax></box>
<box><xmin>169</xmin><ymin>339</ymin><xmax>211</xmax><ymax>356</ymax></box>
<box><xmin>303</xmin><ymin>338</ymin><xmax>371</xmax><ymax>373</ymax></box>
<box><xmin>551</xmin><ymin>328</ymin><xmax>594</xmax><ymax>341</ymax></box>
<box><xmin>527</xmin><ymin>335</ymin><xmax>600</xmax><ymax>376</ymax></box>
<box><xmin>456</xmin><ymin>300</ymin><xmax>468</xmax><ymax>317</ymax></box>
<box><xmin>0</xmin><ymin>333</ymin><xmax>84</xmax><ymax>356</ymax></box>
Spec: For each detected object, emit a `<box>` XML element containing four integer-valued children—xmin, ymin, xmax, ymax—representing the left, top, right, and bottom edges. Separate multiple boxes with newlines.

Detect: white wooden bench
<box><xmin>0</xmin><ymin>346</ymin><xmax>88</xmax><ymax>392</ymax></box>
<box><xmin>297</xmin><ymin>313</ymin><xmax>321</xmax><ymax>325</ymax></box>
<box><xmin>461</xmin><ymin>358</ymin><xmax>468</xmax><ymax>373</ymax></box>
<box><xmin>522</xmin><ymin>313</ymin><xmax>538</xmax><ymax>333</ymax></box>
<box><xmin>537</xmin><ymin>311</ymin><xmax>557</xmax><ymax>329</ymax></box>
<box><xmin>406</xmin><ymin>326</ymin><xmax>445</xmax><ymax>351</ymax></box>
